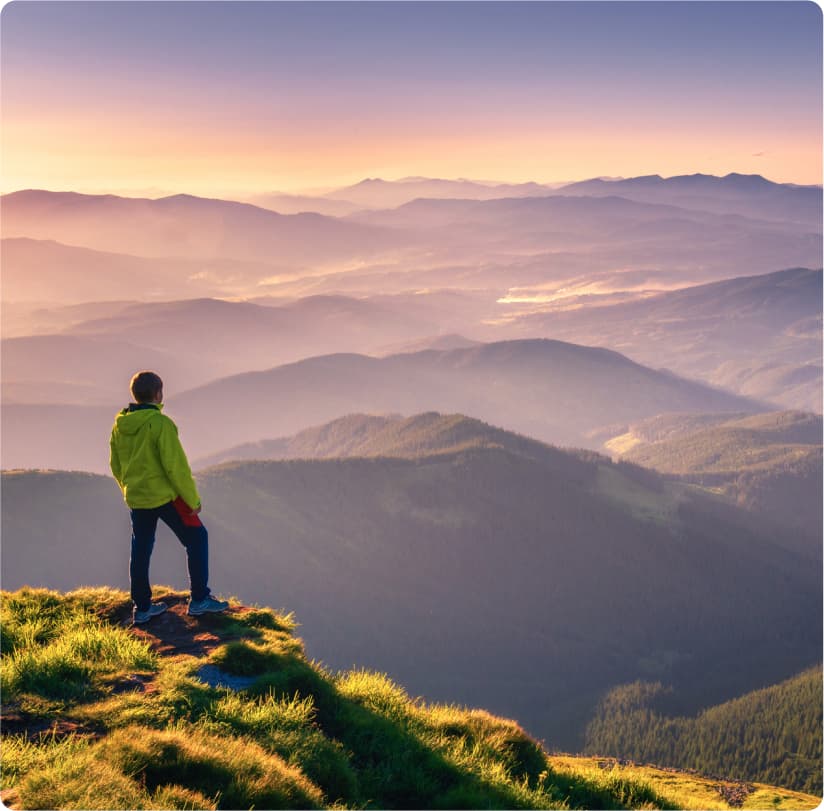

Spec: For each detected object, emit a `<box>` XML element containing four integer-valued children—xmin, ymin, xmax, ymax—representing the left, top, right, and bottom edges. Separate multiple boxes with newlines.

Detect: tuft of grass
<box><xmin>209</xmin><ymin>639</ymin><xmax>286</xmax><ymax>677</ymax></box>
<box><xmin>201</xmin><ymin>690</ymin><xmax>359</xmax><ymax>804</ymax></box>
<box><xmin>336</xmin><ymin>668</ymin><xmax>414</xmax><ymax>723</ymax></box>
<box><xmin>328</xmin><ymin>671</ymin><xmax>470</xmax><ymax>808</ymax></box>
<box><xmin>63</xmin><ymin>586</ymin><xmax>136</xmax><ymax>621</ymax></box>
<box><xmin>2</xmin><ymin>588</ymin><xmax>76</xmax><ymax>655</ymax></box>
<box><xmin>0</xmin><ymin>733</ymin><xmax>93</xmax><ymax>791</ymax></box>
<box><xmin>421</xmin><ymin>704</ymin><xmax>549</xmax><ymax>786</ymax></box>
<box><xmin>11</xmin><ymin>723</ymin><xmax>323</xmax><ymax>810</ymax></box>
<box><xmin>1</xmin><ymin>587</ymin><xmax>155</xmax><ymax>703</ymax></box>
<box><xmin>101</xmin><ymin>724</ymin><xmax>324</xmax><ymax>809</ymax></box>
<box><xmin>1</xmin><ymin>612</ymin><xmax>155</xmax><ymax>700</ymax></box>
<box><xmin>16</xmin><ymin>753</ymin><xmax>159</xmax><ymax>810</ymax></box>
<box><xmin>236</xmin><ymin>606</ymin><xmax>297</xmax><ymax>633</ymax></box>
<box><xmin>209</xmin><ymin>689</ymin><xmax>316</xmax><ymax>732</ymax></box>
<box><xmin>245</xmin><ymin>656</ymin><xmax>342</xmax><ymax>730</ymax></box>
<box><xmin>149</xmin><ymin>785</ymin><xmax>217</xmax><ymax>810</ymax></box>
<box><xmin>540</xmin><ymin>760</ymin><xmax>677</xmax><ymax>810</ymax></box>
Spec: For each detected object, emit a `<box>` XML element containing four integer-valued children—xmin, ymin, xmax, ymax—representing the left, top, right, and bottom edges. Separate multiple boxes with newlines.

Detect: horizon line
<box><xmin>3</xmin><ymin>170</ymin><xmax>822</xmax><ymax>202</ymax></box>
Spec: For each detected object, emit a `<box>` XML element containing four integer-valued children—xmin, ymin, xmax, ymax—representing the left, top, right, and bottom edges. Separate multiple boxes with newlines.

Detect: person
<box><xmin>109</xmin><ymin>370</ymin><xmax>229</xmax><ymax>623</ymax></box>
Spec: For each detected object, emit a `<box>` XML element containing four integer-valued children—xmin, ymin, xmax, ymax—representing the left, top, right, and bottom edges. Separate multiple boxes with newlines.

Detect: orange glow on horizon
<box><xmin>2</xmin><ymin>2</ymin><xmax>819</xmax><ymax>197</ymax></box>
<box><xmin>2</xmin><ymin>67</ymin><xmax>821</xmax><ymax>197</ymax></box>
<box><xmin>3</xmin><ymin>115</ymin><xmax>820</xmax><ymax>197</ymax></box>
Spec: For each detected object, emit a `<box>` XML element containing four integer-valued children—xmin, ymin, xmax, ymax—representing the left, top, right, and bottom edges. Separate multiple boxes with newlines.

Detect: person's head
<box><xmin>130</xmin><ymin>371</ymin><xmax>163</xmax><ymax>404</ymax></box>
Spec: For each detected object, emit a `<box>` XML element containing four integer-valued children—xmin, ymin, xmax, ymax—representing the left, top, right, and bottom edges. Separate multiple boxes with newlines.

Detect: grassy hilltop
<box><xmin>0</xmin><ymin>587</ymin><xmax>819</xmax><ymax>811</ymax></box>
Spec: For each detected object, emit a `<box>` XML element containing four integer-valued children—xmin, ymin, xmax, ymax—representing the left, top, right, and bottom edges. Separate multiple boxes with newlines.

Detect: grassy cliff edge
<box><xmin>0</xmin><ymin>587</ymin><xmax>818</xmax><ymax>810</ymax></box>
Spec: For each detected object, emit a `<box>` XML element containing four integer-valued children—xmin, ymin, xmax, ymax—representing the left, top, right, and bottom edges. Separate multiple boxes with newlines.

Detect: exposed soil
<box><xmin>715</xmin><ymin>781</ymin><xmax>756</xmax><ymax>808</ymax></box>
<box><xmin>0</xmin><ymin>709</ymin><xmax>102</xmax><ymax>741</ymax></box>
<box><xmin>116</xmin><ymin>593</ymin><xmax>243</xmax><ymax>659</ymax></box>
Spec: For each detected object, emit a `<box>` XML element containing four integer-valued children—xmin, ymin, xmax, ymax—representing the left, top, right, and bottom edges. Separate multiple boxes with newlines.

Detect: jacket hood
<box><xmin>114</xmin><ymin>403</ymin><xmax>164</xmax><ymax>436</ymax></box>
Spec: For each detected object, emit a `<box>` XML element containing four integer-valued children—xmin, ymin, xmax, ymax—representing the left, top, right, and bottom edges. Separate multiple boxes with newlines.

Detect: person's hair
<box><xmin>130</xmin><ymin>371</ymin><xmax>163</xmax><ymax>404</ymax></box>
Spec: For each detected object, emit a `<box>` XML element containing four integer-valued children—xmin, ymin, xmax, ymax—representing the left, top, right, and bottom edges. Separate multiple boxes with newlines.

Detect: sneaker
<box><xmin>133</xmin><ymin>602</ymin><xmax>168</xmax><ymax>624</ymax></box>
<box><xmin>187</xmin><ymin>596</ymin><xmax>229</xmax><ymax>616</ymax></box>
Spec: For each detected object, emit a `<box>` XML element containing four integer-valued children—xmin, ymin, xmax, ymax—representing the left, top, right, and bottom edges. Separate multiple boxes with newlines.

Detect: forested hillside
<box><xmin>585</xmin><ymin>668</ymin><xmax>823</xmax><ymax>795</ymax></box>
<box><xmin>195</xmin><ymin>411</ymin><xmax>590</xmax><ymax>468</ymax></box>
<box><xmin>606</xmin><ymin>411</ymin><xmax>822</xmax><ymax>548</ymax></box>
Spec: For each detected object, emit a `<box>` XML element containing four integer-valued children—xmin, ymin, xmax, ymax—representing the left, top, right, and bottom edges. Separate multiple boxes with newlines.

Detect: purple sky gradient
<box><xmin>2</xmin><ymin>1</ymin><xmax>821</xmax><ymax>193</ymax></box>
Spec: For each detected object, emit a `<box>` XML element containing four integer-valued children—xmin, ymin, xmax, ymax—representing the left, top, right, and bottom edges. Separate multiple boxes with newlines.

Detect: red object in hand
<box><xmin>173</xmin><ymin>497</ymin><xmax>203</xmax><ymax>527</ymax></box>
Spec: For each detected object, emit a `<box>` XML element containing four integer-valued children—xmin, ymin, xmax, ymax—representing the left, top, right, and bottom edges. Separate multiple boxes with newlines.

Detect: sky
<box><xmin>1</xmin><ymin>1</ymin><xmax>821</xmax><ymax>196</ymax></box>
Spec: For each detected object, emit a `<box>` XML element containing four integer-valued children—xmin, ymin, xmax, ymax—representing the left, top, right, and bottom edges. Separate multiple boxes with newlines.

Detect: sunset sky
<box><xmin>1</xmin><ymin>1</ymin><xmax>821</xmax><ymax>196</ymax></box>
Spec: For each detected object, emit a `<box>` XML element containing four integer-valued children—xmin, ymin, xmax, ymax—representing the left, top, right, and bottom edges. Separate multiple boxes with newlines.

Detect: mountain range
<box><xmin>2</xmin><ymin>170</ymin><xmax>821</xmax><ymax>805</ymax></box>
<box><xmin>3</xmin><ymin>414</ymin><xmax>819</xmax><ymax>751</ymax></box>
<box><xmin>514</xmin><ymin>267</ymin><xmax>822</xmax><ymax>412</ymax></box>
<box><xmin>260</xmin><ymin>173</ymin><xmax>821</xmax><ymax>226</ymax></box>
<box><xmin>347</xmin><ymin>193</ymin><xmax>820</xmax><ymax>280</ymax></box>
<box><xmin>2</xmin><ymin>337</ymin><xmax>767</xmax><ymax>473</ymax></box>
<box><xmin>162</xmin><ymin>339</ymin><xmax>765</xmax><ymax>460</ymax></box>
<box><xmin>0</xmin><ymin>296</ymin><xmax>439</xmax><ymax>402</ymax></box>
<box><xmin>0</xmin><ymin>191</ymin><xmax>402</xmax><ymax>267</ymax></box>
<box><xmin>0</xmin><ymin>237</ymin><xmax>291</xmax><ymax>307</ymax></box>
<box><xmin>197</xmin><ymin>408</ymin><xmax>822</xmax><ymax>560</ymax></box>
<box><xmin>4</xmin><ymin>178</ymin><xmax>821</xmax><ymax>303</ymax></box>
<box><xmin>324</xmin><ymin>177</ymin><xmax>559</xmax><ymax>208</ymax></box>
<box><xmin>556</xmin><ymin>173</ymin><xmax>822</xmax><ymax>226</ymax></box>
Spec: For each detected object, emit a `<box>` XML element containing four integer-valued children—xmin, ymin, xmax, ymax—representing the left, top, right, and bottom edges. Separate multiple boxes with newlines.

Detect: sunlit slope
<box><xmin>548</xmin><ymin>757</ymin><xmax>818</xmax><ymax>811</ymax></box>
<box><xmin>585</xmin><ymin>668</ymin><xmax>823</xmax><ymax>796</ymax></box>
<box><xmin>615</xmin><ymin>411</ymin><xmax>821</xmax><ymax>474</ymax></box>
<box><xmin>4</xmin><ymin>424</ymin><xmax>819</xmax><ymax>750</ymax></box>
<box><xmin>606</xmin><ymin>410</ymin><xmax>822</xmax><ymax>549</ymax></box>
<box><xmin>1</xmin><ymin>588</ymin><xmax>818</xmax><ymax>810</ymax></box>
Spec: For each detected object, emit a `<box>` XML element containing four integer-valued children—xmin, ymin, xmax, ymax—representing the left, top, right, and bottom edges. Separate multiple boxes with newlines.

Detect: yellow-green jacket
<box><xmin>109</xmin><ymin>404</ymin><xmax>201</xmax><ymax>510</ymax></box>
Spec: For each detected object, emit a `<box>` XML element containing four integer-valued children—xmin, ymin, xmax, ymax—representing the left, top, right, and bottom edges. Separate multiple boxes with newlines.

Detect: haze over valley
<box><xmin>1</xmin><ymin>2</ymin><xmax>821</xmax><ymax>805</ymax></box>
<box><xmin>3</xmin><ymin>174</ymin><xmax>821</xmax><ymax>762</ymax></box>
<box><xmin>3</xmin><ymin>176</ymin><xmax>821</xmax><ymax>413</ymax></box>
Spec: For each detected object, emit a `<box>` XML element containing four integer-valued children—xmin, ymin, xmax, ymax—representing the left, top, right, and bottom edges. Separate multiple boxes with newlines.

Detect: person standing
<box><xmin>109</xmin><ymin>370</ymin><xmax>229</xmax><ymax>623</ymax></box>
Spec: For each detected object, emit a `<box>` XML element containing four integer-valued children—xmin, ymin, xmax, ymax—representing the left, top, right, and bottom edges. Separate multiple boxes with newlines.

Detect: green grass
<box><xmin>2</xmin><ymin>587</ymin><xmax>820</xmax><ymax>810</ymax></box>
<box><xmin>1</xmin><ymin>588</ymin><xmax>156</xmax><ymax>700</ymax></box>
<box><xmin>549</xmin><ymin>757</ymin><xmax>820</xmax><ymax>811</ymax></box>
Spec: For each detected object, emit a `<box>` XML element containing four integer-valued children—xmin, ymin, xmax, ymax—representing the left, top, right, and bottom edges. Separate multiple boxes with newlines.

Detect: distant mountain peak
<box><xmin>352</xmin><ymin>177</ymin><xmax>385</xmax><ymax>187</ymax></box>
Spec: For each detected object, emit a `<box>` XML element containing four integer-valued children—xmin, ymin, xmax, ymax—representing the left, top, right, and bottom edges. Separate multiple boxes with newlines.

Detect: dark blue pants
<box><xmin>129</xmin><ymin>501</ymin><xmax>210</xmax><ymax>610</ymax></box>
